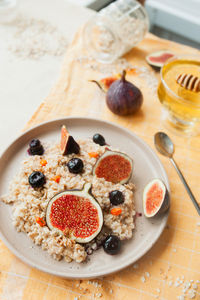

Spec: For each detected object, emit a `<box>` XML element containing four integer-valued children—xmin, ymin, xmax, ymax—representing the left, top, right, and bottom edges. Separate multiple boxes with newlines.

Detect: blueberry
<box><xmin>28</xmin><ymin>139</ymin><xmax>44</xmax><ymax>155</ymax></box>
<box><xmin>109</xmin><ymin>190</ymin><xmax>124</xmax><ymax>205</ymax></box>
<box><xmin>28</xmin><ymin>171</ymin><xmax>46</xmax><ymax>188</ymax></box>
<box><xmin>29</xmin><ymin>147</ymin><xmax>44</xmax><ymax>155</ymax></box>
<box><xmin>93</xmin><ymin>134</ymin><xmax>106</xmax><ymax>146</ymax></box>
<box><xmin>67</xmin><ymin>158</ymin><xmax>84</xmax><ymax>174</ymax></box>
<box><xmin>29</xmin><ymin>139</ymin><xmax>41</xmax><ymax>149</ymax></box>
<box><xmin>103</xmin><ymin>235</ymin><xmax>121</xmax><ymax>255</ymax></box>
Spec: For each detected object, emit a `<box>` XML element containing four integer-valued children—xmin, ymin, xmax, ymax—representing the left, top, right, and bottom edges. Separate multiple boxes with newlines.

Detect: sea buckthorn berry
<box><xmin>36</xmin><ymin>217</ymin><xmax>46</xmax><ymax>227</ymax></box>
<box><xmin>88</xmin><ymin>152</ymin><xmax>99</xmax><ymax>158</ymax></box>
<box><xmin>110</xmin><ymin>207</ymin><xmax>122</xmax><ymax>216</ymax></box>
<box><xmin>51</xmin><ymin>175</ymin><xmax>61</xmax><ymax>183</ymax></box>
<box><xmin>40</xmin><ymin>159</ymin><xmax>47</xmax><ymax>166</ymax></box>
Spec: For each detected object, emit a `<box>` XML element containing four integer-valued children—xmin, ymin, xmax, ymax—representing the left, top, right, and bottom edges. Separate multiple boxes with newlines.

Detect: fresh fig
<box><xmin>93</xmin><ymin>150</ymin><xmax>133</xmax><ymax>184</ymax></box>
<box><xmin>60</xmin><ymin>125</ymin><xmax>80</xmax><ymax>155</ymax></box>
<box><xmin>143</xmin><ymin>179</ymin><xmax>170</xmax><ymax>218</ymax></box>
<box><xmin>46</xmin><ymin>183</ymin><xmax>103</xmax><ymax>243</ymax></box>
<box><xmin>146</xmin><ymin>50</ymin><xmax>174</xmax><ymax>70</ymax></box>
<box><xmin>106</xmin><ymin>70</ymin><xmax>143</xmax><ymax>116</ymax></box>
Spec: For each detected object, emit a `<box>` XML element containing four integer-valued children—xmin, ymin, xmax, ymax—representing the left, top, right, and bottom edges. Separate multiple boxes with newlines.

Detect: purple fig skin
<box><xmin>106</xmin><ymin>70</ymin><xmax>143</xmax><ymax>116</ymax></box>
<box><xmin>62</xmin><ymin>136</ymin><xmax>80</xmax><ymax>155</ymax></box>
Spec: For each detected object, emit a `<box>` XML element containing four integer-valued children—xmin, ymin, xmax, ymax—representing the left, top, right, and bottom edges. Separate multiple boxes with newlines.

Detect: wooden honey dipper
<box><xmin>176</xmin><ymin>73</ymin><xmax>200</xmax><ymax>92</ymax></box>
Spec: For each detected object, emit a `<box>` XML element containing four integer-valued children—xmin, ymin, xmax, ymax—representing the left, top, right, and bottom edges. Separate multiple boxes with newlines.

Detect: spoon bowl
<box><xmin>154</xmin><ymin>132</ymin><xmax>174</xmax><ymax>158</ymax></box>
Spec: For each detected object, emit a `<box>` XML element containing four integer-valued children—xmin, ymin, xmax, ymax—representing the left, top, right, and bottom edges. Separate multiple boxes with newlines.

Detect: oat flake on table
<box><xmin>6</xmin><ymin>15</ymin><xmax>68</xmax><ymax>59</ymax></box>
<box><xmin>76</xmin><ymin>56</ymin><xmax>158</xmax><ymax>94</ymax></box>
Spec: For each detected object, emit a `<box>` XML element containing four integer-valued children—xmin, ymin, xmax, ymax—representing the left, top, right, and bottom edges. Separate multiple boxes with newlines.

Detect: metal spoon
<box><xmin>154</xmin><ymin>132</ymin><xmax>200</xmax><ymax>216</ymax></box>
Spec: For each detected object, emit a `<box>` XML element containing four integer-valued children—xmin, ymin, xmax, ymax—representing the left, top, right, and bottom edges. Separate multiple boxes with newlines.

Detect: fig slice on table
<box><xmin>90</xmin><ymin>75</ymin><xmax>119</xmax><ymax>92</ymax></box>
<box><xmin>60</xmin><ymin>125</ymin><xmax>80</xmax><ymax>155</ymax></box>
<box><xmin>143</xmin><ymin>179</ymin><xmax>170</xmax><ymax>218</ymax></box>
<box><xmin>93</xmin><ymin>151</ymin><xmax>133</xmax><ymax>184</ymax></box>
<box><xmin>46</xmin><ymin>183</ymin><xmax>103</xmax><ymax>243</ymax></box>
<box><xmin>146</xmin><ymin>50</ymin><xmax>175</xmax><ymax>69</ymax></box>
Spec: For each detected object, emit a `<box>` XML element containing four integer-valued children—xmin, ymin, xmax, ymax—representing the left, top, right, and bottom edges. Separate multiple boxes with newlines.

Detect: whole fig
<box><xmin>106</xmin><ymin>70</ymin><xmax>143</xmax><ymax>116</ymax></box>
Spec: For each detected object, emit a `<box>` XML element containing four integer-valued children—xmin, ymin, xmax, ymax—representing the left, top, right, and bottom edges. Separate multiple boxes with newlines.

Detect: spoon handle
<box><xmin>170</xmin><ymin>158</ymin><xmax>200</xmax><ymax>216</ymax></box>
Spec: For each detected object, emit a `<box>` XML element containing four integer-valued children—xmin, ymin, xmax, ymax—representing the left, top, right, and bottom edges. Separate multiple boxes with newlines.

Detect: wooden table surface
<box><xmin>0</xmin><ymin>31</ymin><xmax>200</xmax><ymax>300</ymax></box>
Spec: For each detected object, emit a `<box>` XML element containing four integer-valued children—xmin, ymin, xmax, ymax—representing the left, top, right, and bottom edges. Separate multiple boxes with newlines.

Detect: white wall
<box><xmin>145</xmin><ymin>0</ymin><xmax>200</xmax><ymax>43</ymax></box>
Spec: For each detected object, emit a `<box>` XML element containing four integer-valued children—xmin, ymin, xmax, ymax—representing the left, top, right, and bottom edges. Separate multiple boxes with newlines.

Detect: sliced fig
<box><xmin>146</xmin><ymin>50</ymin><xmax>175</xmax><ymax>69</ymax></box>
<box><xmin>60</xmin><ymin>125</ymin><xmax>80</xmax><ymax>155</ymax></box>
<box><xmin>90</xmin><ymin>75</ymin><xmax>119</xmax><ymax>92</ymax></box>
<box><xmin>46</xmin><ymin>183</ymin><xmax>103</xmax><ymax>243</ymax></box>
<box><xmin>143</xmin><ymin>179</ymin><xmax>170</xmax><ymax>218</ymax></box>
<box><xmin>93</xmin><ymin>151</ymin><xmax>133</xmax><ymax>184</ymax></box>
<box><xmin>100</xmin><ymin>75</ymin><xmax>119</xmax><ymax>91</ymax></box>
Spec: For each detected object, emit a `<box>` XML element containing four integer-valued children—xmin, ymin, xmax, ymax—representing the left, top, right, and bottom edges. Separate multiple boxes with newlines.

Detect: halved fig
<box><xmin>60</xmin><ymin>125</ymin><xmax>80</xmax><ymax>155</ymax></box>
<box><xmin>100</xmin><ymin>75</ymin><xmax>120</xmax><ymax>91</ymax></box>
<box><xmin>46</xmin><ymin>183</ymin><xmax>103</xmax><ymax>243</ymax></box>
<box><xmin>93</xmin><ymin>151</ymin><xmax>133</xmax><ymax>184</ymax></box>
<box><xmin>146</xmin><ymin>50</ymin><xmax>175</xmax><ymax>69</ymax></box>
<box><xmin>143</xmin><ymin>179</ymin><xmax>170</xmax><ymax>218</ymax></box>
<box><xmin>90</xmin><ymin>74</ymin><xmax>120</xmax><ymax>92</ymax></box>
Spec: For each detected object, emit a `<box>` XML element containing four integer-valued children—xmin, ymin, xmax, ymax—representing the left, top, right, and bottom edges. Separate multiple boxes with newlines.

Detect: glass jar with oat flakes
<box><xmin>83</xmin><ymin>0</ymin><xmax>149</xmax><ymax>64</ymax></box>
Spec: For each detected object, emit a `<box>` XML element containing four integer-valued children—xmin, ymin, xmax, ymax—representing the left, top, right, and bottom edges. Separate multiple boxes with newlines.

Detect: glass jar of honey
<box><xmin>157</xmin><ymin>55</ymin><xmax>200</xmax><ymax>135</ymax></box>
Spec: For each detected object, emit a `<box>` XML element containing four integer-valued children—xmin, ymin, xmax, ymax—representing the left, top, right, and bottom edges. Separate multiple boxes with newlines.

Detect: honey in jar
<box><xmin>157</xmin><ymin>56</ymin><xmax>200</xmax><ymax>134</ymax></box>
